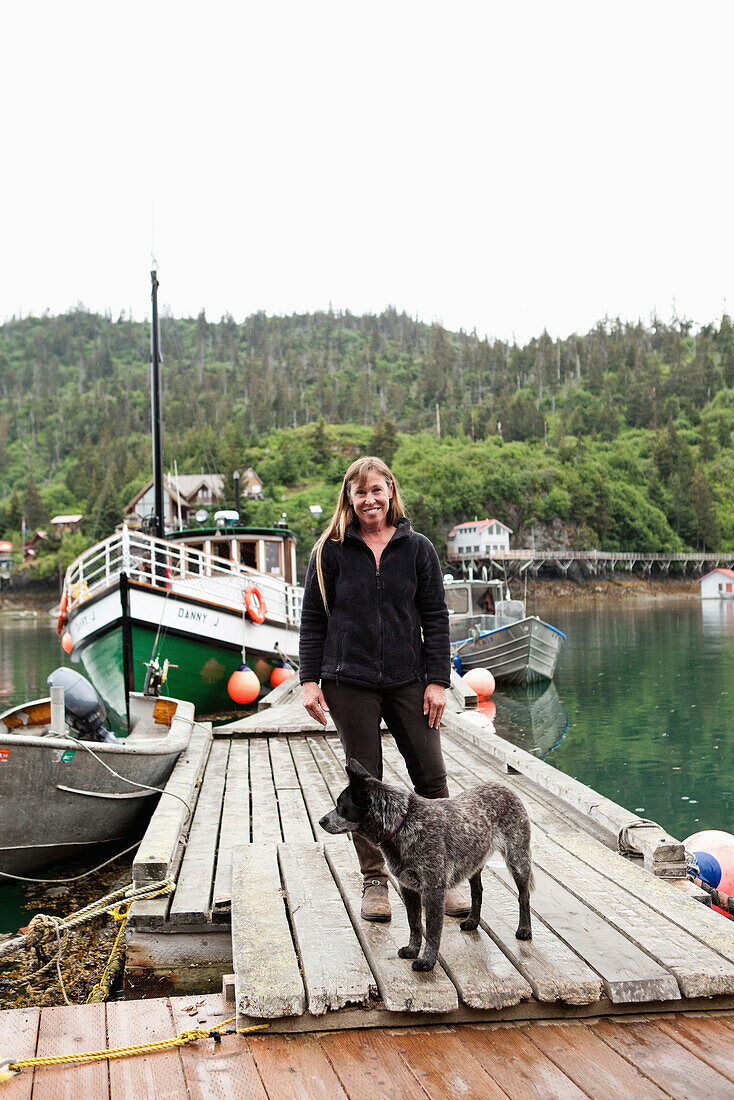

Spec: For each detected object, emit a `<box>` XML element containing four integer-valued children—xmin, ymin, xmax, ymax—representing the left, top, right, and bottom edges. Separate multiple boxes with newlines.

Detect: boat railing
<box><xmin>64</xmin><ymin>528</ymin><xmax>303</xmax><ymax>626</ymax></box>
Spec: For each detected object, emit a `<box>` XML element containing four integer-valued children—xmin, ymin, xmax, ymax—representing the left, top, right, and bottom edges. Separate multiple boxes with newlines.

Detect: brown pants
<box><xmin>322</xmin><ymin>679</ymin><xmax>449</xmax><ymax>884</ymax></box>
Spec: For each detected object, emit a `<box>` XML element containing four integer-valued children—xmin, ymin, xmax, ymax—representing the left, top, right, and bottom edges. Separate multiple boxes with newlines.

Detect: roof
<box><xmin>124</xmin><ymin>474</ymin><xmax>225</xmax><ymax>514</ymax></box>
<box><xmin>700</xmin><ymin>568</ymin><xmax>734</xmax><ymax>582</ymax></box>
<box><xmin>448</xmin><ymin>518</ymin><xmax>513</xmax><ymax>536</ymax></box>
<box><xmin>50</xmin><ymin>514</ymin><xmax>84</xmax><ymax>524</ymax></box>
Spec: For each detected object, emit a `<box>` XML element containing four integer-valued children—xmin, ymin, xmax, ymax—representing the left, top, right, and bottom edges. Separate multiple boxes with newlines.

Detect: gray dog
<box><xmin>319</xmin><ymin>759</ymin><xmax>534</xmax><ymax>971</ymax></box>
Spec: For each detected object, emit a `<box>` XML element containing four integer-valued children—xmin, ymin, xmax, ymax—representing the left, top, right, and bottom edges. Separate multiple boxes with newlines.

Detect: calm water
<box><xmin>1</xmin><ymin>599</ymin><xmax>733</xmax><ymax>932</ymax></box>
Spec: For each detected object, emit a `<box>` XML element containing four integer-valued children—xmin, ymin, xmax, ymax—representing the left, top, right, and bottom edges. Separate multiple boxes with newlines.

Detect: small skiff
<box><xmin>0</xmin><ymin>690</ymin><xmax>194</xmax><ymax>875</ymax></box>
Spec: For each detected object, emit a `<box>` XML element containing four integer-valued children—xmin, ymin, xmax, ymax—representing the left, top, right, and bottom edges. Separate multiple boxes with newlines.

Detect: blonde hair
<box><xmin>312</xmin><ymin>456</ymin><xmax>407</xmax><ymax>614</ymax></box>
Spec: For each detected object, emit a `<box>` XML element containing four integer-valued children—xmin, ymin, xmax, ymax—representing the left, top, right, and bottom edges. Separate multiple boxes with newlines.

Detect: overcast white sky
<box><xmin>2</xmin><ymin>1</ymin><xmax>731</xmax><ymax>344</ymax></box>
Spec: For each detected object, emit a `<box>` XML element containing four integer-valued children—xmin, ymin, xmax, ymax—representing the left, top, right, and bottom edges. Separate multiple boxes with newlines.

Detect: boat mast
<box><xmin>150</xmin><ymin>268</ymin><xmax>164</xmax><ymax>539</ymax></box>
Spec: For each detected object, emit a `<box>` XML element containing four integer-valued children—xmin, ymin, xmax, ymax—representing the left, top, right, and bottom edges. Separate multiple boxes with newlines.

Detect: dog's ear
<box><xmin>346</xmin><ymin>758</ymin><xmax>374</xmax><ymax>781</ymax></box>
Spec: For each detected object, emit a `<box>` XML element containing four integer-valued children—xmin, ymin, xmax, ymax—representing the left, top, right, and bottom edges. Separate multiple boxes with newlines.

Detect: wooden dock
<box><xmin>124</xmin><ymin>675</ymin><xmax>734</xmax><ymax>1035</ymax></box>
<box><xmin>4</xmin><ymin>994</ymin><xmax>734</xmax><ymax>1098</ymax></box>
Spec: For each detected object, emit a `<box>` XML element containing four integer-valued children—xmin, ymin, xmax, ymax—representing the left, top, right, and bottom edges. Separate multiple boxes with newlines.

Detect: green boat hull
<box><xmin>77</xmin><ymin>624</ymin><xmax>279</xmax><ymax>728</ymax></box>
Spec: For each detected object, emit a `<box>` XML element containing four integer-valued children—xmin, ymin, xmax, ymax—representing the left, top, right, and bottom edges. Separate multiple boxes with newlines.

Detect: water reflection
<box><xmin>701</xmin><ymin>598</ymin><xmax>734</xmax><ymax>637</ymax></box>
<box><xmin>0</xmin><ymin>617</ymin><xmax>72</xmax><ymax>712</ymax></box>
<box><xmin>493</xmin><ymin>682</ymin><xmax>569</xmax><ymax>757</ymax></box>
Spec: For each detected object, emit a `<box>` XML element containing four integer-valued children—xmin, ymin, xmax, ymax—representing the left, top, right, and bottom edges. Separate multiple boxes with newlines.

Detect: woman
<box><xmin>299</xmin><ymin>456</ymin><xmax>469</xmax><ymax>922</ymax></box>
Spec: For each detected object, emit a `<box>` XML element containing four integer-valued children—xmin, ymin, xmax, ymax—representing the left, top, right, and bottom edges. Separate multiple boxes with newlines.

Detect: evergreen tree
<box><xmin>23</xmin><ymin>479</ymin><xmax>45</xmax><ymax>529</ymax></box>
<box><xmin>699</xmin><ymin>420</ymin><xmax>715</xmax><ymax>462</ymax></box>
<box><xmin>691</xmin><ymin>467</ymin><xmax>720</xmax><ymax>549</ymax></box>
<box><xmin>370</xmin><ymin>417</ymin><xmax>399</xmax><ymax>467</ymax></box>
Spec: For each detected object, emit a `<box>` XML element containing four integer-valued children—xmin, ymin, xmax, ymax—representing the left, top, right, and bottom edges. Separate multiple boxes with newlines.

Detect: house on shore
<box><xmin>699</xmin><ymin>568</ymin><xmax>734</xmax><ymax>600</ymax></box>
<box><xmin>124</xmin><ymin>468</ymin><xmax>263</xmax><ymax>531</ymax></box>
<box><xmin>50</xmin><ymin>514</ymin><xmax>84</xmax><ymax>537</ymax></box>
<box><xmin>446</xmin><ymin>518</ymin><xmax>512</xmax><ymax>563</ymax></box>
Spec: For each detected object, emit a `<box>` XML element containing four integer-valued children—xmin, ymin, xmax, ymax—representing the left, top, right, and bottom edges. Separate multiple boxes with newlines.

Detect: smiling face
<box><xmin>348</xmin><ymin>472</ymin><xmax>394</xmax><ymax>533</ymax></box>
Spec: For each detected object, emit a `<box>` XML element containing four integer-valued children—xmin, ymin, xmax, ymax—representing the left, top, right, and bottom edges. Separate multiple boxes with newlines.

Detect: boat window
<box><xmin>213</xmin><ymin>541</ymin><xmax>231</xmax><ymax>561</ymax></box>
<box><xmin>265</xmin><ymin>541</ymin><xmax>281</xmax><ymax>574</ymax></box>
<box><xmin>239</xmin><ymin>541</ymin><xmax>257</xmax><ymax>569</ymax></box>
<box><xmin>445</xmin><ymin>587</ymin><xmax>470</xmax><ymax>614</ymax></box>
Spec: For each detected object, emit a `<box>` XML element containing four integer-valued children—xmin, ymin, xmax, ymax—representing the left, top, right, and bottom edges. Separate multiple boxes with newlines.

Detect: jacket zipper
<box><xmin>376</xmin><ymin>566</ymin><xmax>383</xmax><ymax>683</ymax></box>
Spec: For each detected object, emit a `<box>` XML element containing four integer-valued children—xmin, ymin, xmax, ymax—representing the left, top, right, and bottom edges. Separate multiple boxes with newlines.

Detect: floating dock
<box><xmin>122</xmin><ymin>674</ymin><xmax>734</xmax><ymax>1037</ymax></box>
<box><xmin>4</xmin><ymin>995</ymin><xmax>734</xmax><ymax>1098</ymax></box>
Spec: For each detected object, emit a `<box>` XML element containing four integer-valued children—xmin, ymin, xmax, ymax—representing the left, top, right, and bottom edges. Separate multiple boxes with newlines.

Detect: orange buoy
<box><xmin>56</xmin><ymin>592</ymin><xmax>68</xmax><ymax>635</ymax></box>
<box><xmin>244</xmin><ymin>584</ymin><xmax>266</xmax><ymax>624</ymax></box>
<box><xmin>462</xmin><ymin>667</ymin><xmax>496</xmax><ymax>700</ymax></box>
<box><xmin>684</xmin><ymin>829</ymin><xmax>734</xmax><ymax>916</ymax></box>
<box><xmin>227</xmin><ymin>666</ymin><xmax>260</xmax><ymax>704</ymax></box>
<box><xmin>60</xmin><ymin>630</ymin><xmax>73</xmax><ymax>654</ymax></box>
<box><xmin>270</xmin><ymin>666</ymin><xmax>295</xmax><ymax>688</ymax></box>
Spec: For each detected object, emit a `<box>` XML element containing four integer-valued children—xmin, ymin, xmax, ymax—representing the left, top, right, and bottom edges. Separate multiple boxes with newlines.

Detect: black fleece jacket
<box><xmin>298</xmin><ymin>518</ymin><xmax>451</xmax><ymax>689</ymax></box>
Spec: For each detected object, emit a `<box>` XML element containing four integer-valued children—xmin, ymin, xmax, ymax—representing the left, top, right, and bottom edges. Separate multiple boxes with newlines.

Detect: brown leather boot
<box><xmin>361</xmin><ymin>879</ymin><xmax>391</xmax><ymax>922</ymax></box>
<box><xmin>444</xmin><ymin>887</ymin><xmax>471</xmax><ymax>917</ymax></box>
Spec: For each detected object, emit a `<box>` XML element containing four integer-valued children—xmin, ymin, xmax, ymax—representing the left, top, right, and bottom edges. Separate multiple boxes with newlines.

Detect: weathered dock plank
<box><xmin>431</xmin><ymin>914</ymin><xmax>533</xmax><ymax>1010</ymax></box>
<box><xmin>317</xmin><ymin>1029</ymin><xmax>432</xmax><ymax>1099</ymax></box>
<box><xmin>592</xmin><ymin>1016</ymin><xmax>734</xmax><ymax>1096</ymax></box>
<box><xmin>249</xmin><ymin>738</ymin><xmax>282</xmax><ymax>843</ymax></box>
<box><xmin>169</xmin><ymin>994</ymin><xmax>270</xmax><ymax>1100</ymax></box>
<box><xmin>0</xmin><ymin>1007</ymin><xmax>38</xmax><ymax>1100</ymax></box>
<box><xmin>269</xmin><ymin>738</ymin><xmax>315</xmax><ymax>842</ymax></box>
<box><xmin>458</xmin><ymin>1022</ymin><xmax>590</xmax><ymax>1098</ymax></box>
<box><xmin>212</xmin><ymin>739</ymin><xmax>250</xmax><ymax>914</ymax></box>
<box><xmin>533</xmin><ymin>831</ymin><xmax>734</xmax><ymax>999</ymax></box>
<box><xmin>169</xmin><ymin>739</ymin><xmax>230</xmax><ymax>925</ymax></box>
<box><xmin>33</xmin><ymin>1003</ymin><xmax>108</xmax><ymax>1100</ymax></box>
<box><xmin>559</xmin><ymin>831</ymin><xmax>734</xmax><ymax>964</ymax></box>
<box><xmin>32</xmin><ymin>1007</ymin><xmax>107</xmax><ymax>1100</ymax></box>
<box><xmin>307</xmin><ymin>735</ymin><xmax>349</xmax><ymax>799</ymax></box>
<box><xmin>107</xmin><ymin>997</ymin><xmax>187</xmax><ymax>1100</ymax></box>
<box><xmin>278</xmin><ymin>842</ymin><xmax>374</xmax><ymax>1015</ymax></box>
<box><xmin>289</xmin><ymin>737</ymin><xmax>339</xmax><ymax>829</ymax></box>
<box><xmin>524</xmin><ymin>1020</ymin><xmax>670</xmax><ymax>1098</ymax></box>
<box><xmin>494</xmin><ymin>861</ymin><xmax>681</xmax><ymax>1003</ymax></box>
<box><xmin>132</xmin><ymin>721</ymin><xmax>212</xmax><ymax>886</ymax></box>
<box><xmin>324</xmin><ymin>837</ymin><xmax>460</xmax><ymax>1014</ymax></box>
<box><xmin>231</xmin><ymin>843</ymin><xmax>306</xmax><ymax>1019</ymax></box>
<box><xmin>268</xmin><ymin>736</ymin><xmax>300</xmax><ymax>788</ymax></box>
<box><xmin>479</xmin><ymin>871</ymin><xmax>604</xmax><ymax>1005</ymax></box>
<box><xmin>384</xmin><ymin>1027</ymin><xmax>509</xmax><ymax>1100</ymax></box>
<box><xmin>655</xmin><ymin>1012</ymin><xmax>734</xmax><ymax>1084</ymax></box>
<box><xmin>248</xmin><ymin>1032</ymin><xmax>349</xmax><ymax>1098</ymax></box>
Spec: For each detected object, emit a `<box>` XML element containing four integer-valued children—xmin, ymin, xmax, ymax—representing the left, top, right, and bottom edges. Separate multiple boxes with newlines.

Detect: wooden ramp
<box><xmin>5</xmin><ymin>994</ymin><xmax>734</xmax><ymax>1098</ymax></box>
<box><xmin>125</xmin><ymin>683</ymin><xmax>734</xmax><ymax>1032</ymax></box>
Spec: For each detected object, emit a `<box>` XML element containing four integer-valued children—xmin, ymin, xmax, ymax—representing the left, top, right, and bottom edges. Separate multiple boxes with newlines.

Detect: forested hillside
<box><xmin>1</xmin><ymin>306</ymin><xmax>732</xmax><ymax>575</ymax></box>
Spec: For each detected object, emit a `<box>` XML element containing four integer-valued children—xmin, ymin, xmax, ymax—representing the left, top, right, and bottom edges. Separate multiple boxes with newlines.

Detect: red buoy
<box><xmin>227</xmin><ymin>666</ymin><xmax>260</xmax><ymax>705</ymax></box>
<box><xmin>270</xmin><ymin>666</ymin><xmax>295</xmax><ymax>688</ymax></box>
<box><xmin>61</xmin><ymin>631</ymin><xmax>73</xmax><ymax>654</ymax></box>
<box><xmin>684</xmin><ymin>829</ymin><xmax>734</xmax><ymax>916</ymax></box>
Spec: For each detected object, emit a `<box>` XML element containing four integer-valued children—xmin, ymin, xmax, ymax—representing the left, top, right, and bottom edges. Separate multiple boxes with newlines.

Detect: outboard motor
<box><xmin>46</xmin><ymin>668</ymin><xmax>120</xmax><ymax>743</ymax></box>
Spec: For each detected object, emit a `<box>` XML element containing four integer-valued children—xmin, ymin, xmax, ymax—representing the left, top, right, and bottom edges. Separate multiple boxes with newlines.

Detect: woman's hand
<box><xmin>302</xmin><ymin>681</ymin><xmax>329</xmax><ymax>727</ymax></box>
<box><xmin>423</xmin><ymin>683</ymin><xmax>446</xmax><ymax>730</ymax></box>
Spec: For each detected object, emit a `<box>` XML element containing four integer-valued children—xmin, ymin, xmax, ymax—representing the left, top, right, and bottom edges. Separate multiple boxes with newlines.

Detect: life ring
<box><xmin>244</xmin><ymin>583</ymin><xmax>266</xmax><ymax>624</ymax></box>
<box><xmin>56</xmin><ymin>592</ymin><xmax>68</xmax><ymax>636</ymax></box>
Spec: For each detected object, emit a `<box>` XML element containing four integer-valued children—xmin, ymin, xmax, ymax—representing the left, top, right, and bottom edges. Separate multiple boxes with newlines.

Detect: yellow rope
<box><xmin>1</xmin><ymin>1017</ymin><xmax>269</xmax><ymax>1079</ymax></box>
<box><xmin>85</xmin><ymin>909</ymin><xmax>129</xmax><ymax>1004</ymax></box>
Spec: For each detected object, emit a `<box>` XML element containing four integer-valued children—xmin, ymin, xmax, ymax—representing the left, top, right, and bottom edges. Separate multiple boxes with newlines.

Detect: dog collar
<box><xmin>384</xmin><ymin>813</ymin><xmax>405</xmax><ymax>841</ymax></box>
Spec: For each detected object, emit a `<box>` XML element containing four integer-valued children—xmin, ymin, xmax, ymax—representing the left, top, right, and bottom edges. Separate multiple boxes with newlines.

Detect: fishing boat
<box><xmin>0</xmin><ymin>671</ymin><xmax>194</xmax><ymax>875</ymax></box>
<box><xmin>58</xmin><ymin>270</ymin><xmax>303</xmax><ymax>723</ymax></box>
<box><xmin>60</xmin><ymin>519</ymin><xmax>302</xmax><ymax>724</ymax></box>
<box><xmin>446</xmin><ymin>577</ymin><xmax>566</xmax><ymax>685</ymax></box>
